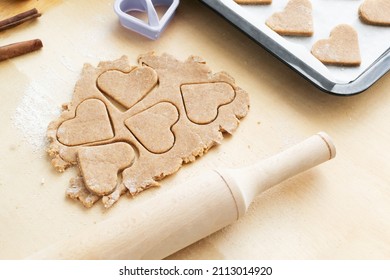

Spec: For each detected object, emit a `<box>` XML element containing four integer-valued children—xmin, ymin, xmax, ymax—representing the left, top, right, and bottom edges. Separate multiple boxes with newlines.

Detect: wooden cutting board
<box><xmin>1</xmin><ymin>0</ymin><xmax>390</xmax><ymax>259</ymax></box>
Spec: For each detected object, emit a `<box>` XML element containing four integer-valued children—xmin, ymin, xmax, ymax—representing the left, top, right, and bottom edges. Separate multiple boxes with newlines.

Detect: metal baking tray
<box><xmin>200</xmin><ymin>0</ymin><xmax>390</xmax><ymax>95</ymax></box>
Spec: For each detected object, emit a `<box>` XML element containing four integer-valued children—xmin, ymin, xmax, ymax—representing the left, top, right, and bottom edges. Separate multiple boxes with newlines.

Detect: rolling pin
<box><xmin>30</xmin><ymin>132</ymin><xmax>335</xmax><ymax>259</ymax></box>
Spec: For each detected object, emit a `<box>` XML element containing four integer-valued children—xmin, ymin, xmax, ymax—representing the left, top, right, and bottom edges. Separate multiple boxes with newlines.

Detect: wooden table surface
<box><xmin>1</xmin><ymin>0</ymin><xmax>390</xmax><ymax>260</ymax></box>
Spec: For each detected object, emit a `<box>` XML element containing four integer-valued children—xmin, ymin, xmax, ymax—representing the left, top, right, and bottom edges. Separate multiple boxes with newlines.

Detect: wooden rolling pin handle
<box><xmin>30</xmin><ymin>170</ymin><xmax>238</xmax><ymax>260</ymax></box>
<box><xmin>29</xmin><ymin>132</ymin><xmax>335</xmax><ymax>260</ymax></box>
<box><xmin>217</xmin><ymin>132</ymin><xmax>336</xmax><ymax>216</ymax></box>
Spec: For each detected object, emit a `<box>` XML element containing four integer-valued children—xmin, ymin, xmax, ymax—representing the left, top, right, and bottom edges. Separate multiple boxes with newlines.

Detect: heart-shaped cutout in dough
<box><xmin>57</xmin><ymin>99</ymin><xmax>114</xmax><ymax>146</ymax></box>
<box><xmin>97</xmin><ymin>66</ymin><xmax>158</xmax><ymax>110</ymax></box>
<box><xmin>181</xmin><ymin>82</ymin><xmax>235</xmax><ymax>125</ymax></box>
<box><xmin>77</xmin><ymin>142</ymin><xmax>136</xmax><ymax>196</ymax></box>
<box><xmin>311</xmin><ymin>24</ymin><xmax>361</xmax><ymax>66</ymax></box>
<box><xmin>265</xmin><ymin>0</ymin><xmax>313</xmax><ymax>36</ymax></box>
<box><xmin>359</xmin><ymin>0</ymin><xmax>390</xmax><ymax>26</ymax></box>
<box><xmin>125</xmin><ymin>102</ymin><xmax>179</xmax><ymax>154</ymax></box>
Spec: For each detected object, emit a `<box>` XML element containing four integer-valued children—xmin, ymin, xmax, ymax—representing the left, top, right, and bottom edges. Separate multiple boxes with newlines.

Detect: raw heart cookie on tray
<box><xmin>47</xmin><ymin>52</ymin><xmax>250</xmax><ymax>208</ymax></box>
<box><xmin>359</xmin><ymin>0</ymin><xmax>390</xmax><ymax>26</ymax></box>
<box><xmin>265</xmin><ymin>0</ymin><xmax>313</xmax><ymax>36</ymax></box>
<box><xmin>311</xmin><ymin>24</ymin><xmax>361</xmax><ymax>67</ymax></box>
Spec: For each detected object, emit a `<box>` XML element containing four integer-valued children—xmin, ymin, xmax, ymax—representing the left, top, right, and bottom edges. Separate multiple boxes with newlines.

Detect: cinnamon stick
<box><xmin>0</xmin><ymin>39</ymin><xmax>43</xmax><ymax>62</ymax></box>
<box><xmin>0</xmin><ymin>8</ymin><xmax>41</xmax><ymax>32</ymax></box>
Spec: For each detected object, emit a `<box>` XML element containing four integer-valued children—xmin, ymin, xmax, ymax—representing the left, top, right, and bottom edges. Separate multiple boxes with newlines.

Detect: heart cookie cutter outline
<box><xmin>114</xmin><ymin>0</ymin><xmax>180</xmax><ymax>40</ymax></box>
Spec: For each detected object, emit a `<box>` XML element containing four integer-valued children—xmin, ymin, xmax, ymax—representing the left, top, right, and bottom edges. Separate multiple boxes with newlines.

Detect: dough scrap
<box><xmin>47</xmin><ymin>53</ymin><xmax>250</xmax><ymax>208</ymax></box>
<box><xmin>235</xmin><ymin>0</ymin><xmax>272</xmax><ymax>4</ymax></box>
<box><xmin>359</xmin><ymin>0</ymin><xmax>390</xmax><ymax>26</ymax></box>
<box><xmin>66</xmin><ymin>176</ymin><xmax>100</xmax><ymax>208</ymax></box>
<box><xmin>311</xmin><ymin>24</ymin><xmax>361</xmax><ymax>67</ymax></box>
<box><xmin>265</xmin><ymin>0</ymin><xmax>313</xmax><ymax>36</ymax></box>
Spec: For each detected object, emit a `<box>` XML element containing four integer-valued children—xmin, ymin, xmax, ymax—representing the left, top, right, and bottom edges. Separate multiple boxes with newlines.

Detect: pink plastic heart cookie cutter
<box><xmin>114</xmin><ymin>0</ymin><xmax>179</xmax><ymax>40</ymax></box>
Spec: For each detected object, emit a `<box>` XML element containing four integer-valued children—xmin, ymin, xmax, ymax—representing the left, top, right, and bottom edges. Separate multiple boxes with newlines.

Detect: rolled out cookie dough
<box><xmin>47</xmin><ymin>53</ymin><xmax>250</xmax><ymax>208</ymax></box>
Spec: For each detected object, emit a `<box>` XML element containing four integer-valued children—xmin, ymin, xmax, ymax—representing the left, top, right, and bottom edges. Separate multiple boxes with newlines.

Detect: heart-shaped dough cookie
<box><xmin>77</xmin><ymin>142</ymin><xmax>135</xmax><ymax>196</ymax></box>
<box><xmin>97</xmin><ymin>66</ymin><xmax>158</xmax><ymax>109</ymax></box>
<box><xmin>311</xmin><ymin>24</ymin><xmax>361</xmax><ymax>67</ymax></box>
<box><xmin>181</xmin><ymin>82</ymin><xmax>235</xmax><ymax>124</ymax></box>
<box><xmin>57</xmin><ymin>99</ymin><xmax>114</xmax><ymax>146</ymax></box>
<box><xmin>125</xmin><ymin>102</ymin><xmax>179</xmax><ymax>154</ymax></box>
<box><xmin>359</xmin><ymin>0</ymin><xmax>390</xmax><ymax>26</ymax></box>
<box><xmin>265</xmin><ymin>0</ymin><xmax>313</xmax><ymax>36</ymax></box>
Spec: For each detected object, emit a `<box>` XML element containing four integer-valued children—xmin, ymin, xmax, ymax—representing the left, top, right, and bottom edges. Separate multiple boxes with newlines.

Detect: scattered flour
<box><xmin>11</xmin><ymin>68</ymin><xmax>73</xmax><ymax>153</ymax></box>
<box><xmin>9</xmin><ymin>7</ymin><xmax>132</xmax><ymax>154</ymax></box>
